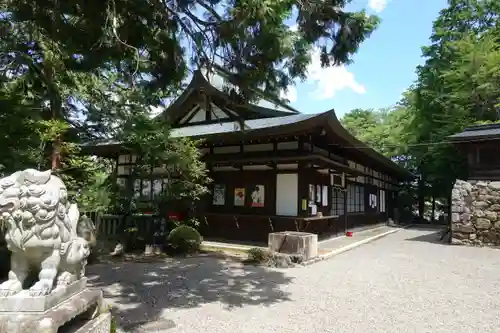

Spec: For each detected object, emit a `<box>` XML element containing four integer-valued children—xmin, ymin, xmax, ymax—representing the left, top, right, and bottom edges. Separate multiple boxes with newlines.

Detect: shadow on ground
<box><xmin>407</xmin><ymin>224</ymin><xmax>447</xmax><ymax>231</ymax></box>
<box><xmin>87</xmin><ymin>255</ymin><xmax>293</xmax><ymax>331</ymax></box>
<box><xmin>405</xmin><ymin>225</ymin><xmax>450</xmax><ymax>245</ymax></box>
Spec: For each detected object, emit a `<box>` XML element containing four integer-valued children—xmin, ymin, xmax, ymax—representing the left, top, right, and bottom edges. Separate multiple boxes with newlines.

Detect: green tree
<box><xmin>2</xmin><ymin>0</ymin><xmax>380</xmax><ymax>106</ymax></box>
<box><xmin>341</xmin><ymin>108</ymin><xmax>381</xmax><ymax>143</ymax></box>
<box><xmin>1</xmin><ymin>0</ymin><xmax>382</xmax><ymax>213</ymax></box>
<box><xmin>341</xmin><ymin>105</ymin><xmax>415</xmax><ymax>162</ymax></box>
<box><xmin>440</xmin><ymin>32</ymin><xmax>500</xmax><ymax>121</ymax></box>
<box><xmin>114</xmin><ymin>113</ymin><xmax>209</xmax><ymax>215</ymax></box>
<box><xmin>403</xmin><ymin>0</ymin><xmax>499</xmax><ymax>219</ymax></box>
<box><xmin>0</xmin><ymin>86</ymin><xmax>41</xmax><ymax>174</ymax></box>
<box><xmin>411</xmin><ymin>1</ymin><xmax>498</xmax><ymax>183</ymax></box>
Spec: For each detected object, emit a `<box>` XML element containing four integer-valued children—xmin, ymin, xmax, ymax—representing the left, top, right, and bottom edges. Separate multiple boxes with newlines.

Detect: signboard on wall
<box><xmin>213</xmin><ymin>184</ymin><xmax>225</xmax><ymax>205</ymax></box>
<box><xmin>308</xmin><ymin>184</ymin><xmax>315</xmax><ymax>202</ymax></box>
<box><xmin>234</xmin><ymin>188</ymin><xmax>246</xmax><ymax>206</ymax></box>
<box><xmin>369</xmin><ymin>194</ymin><xmax>377</xmax><ymax>209</ymax></box>
<box><xmin>251</xmin><ymin>185</ymin><xmax>265</xmax><ymax>207</ymax></box>
<box><xmin>322</xmin><ymin>186</ymin><xmax>328</xmax><ymax>207</ymax></box>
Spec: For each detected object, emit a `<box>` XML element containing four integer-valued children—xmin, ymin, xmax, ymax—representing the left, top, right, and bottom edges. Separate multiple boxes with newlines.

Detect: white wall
<box><xmin>276</xmin><ymin>173</ymin><xmax>298</xmax><ymax>216</ymax></box>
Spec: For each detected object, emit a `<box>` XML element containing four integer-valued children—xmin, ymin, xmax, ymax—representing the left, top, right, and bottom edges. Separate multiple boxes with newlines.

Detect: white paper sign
<box><xmin>311</xmin><ymin>204</ymin><xmax>317</xmax><ymax>215</ymax></box>
<box><xmin>322</xmin><ymin>185</ymin><xmax>328</xmax><ymax>207</ymax></box>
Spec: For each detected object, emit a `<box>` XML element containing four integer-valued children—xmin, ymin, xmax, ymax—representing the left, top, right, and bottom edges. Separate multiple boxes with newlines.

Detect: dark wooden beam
<box><xmin>204</xmin><ymin>150</ymin><xmax>356</xmax><ymax>173</ymax></box>
<box><xmin>178</xmin><ymin>105</ymin><xmax>201</xmax><ymax>125</ymax></box>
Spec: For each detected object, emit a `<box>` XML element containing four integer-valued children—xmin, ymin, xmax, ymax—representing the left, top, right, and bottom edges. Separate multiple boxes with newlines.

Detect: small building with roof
<box><xmin>85</xmin><ymin>69</ymin><xmax>412</xmax><ymax>242</ymax></box>
<box><xmin>448</xmin><ymin>123</ymin><xmax>500</xmax><ymax>247</ymax></box>
<box><xmin>448</xmin><ymin>123</ymin><xmax>500</xmax><ymax>180</ymax></box>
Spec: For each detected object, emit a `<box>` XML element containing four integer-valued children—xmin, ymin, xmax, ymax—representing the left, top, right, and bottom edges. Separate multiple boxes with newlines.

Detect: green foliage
<box><xmin>2</xmin><ymin>0</ymin><xmax>379</xmax><ymax>105</ymax></box>
<box><xmin>0</xmin><ymin>86</ymin><xmax>41</xmax><ymax>174</ymax></box>
<box><xmin>340</xmin><ymin>105</ymin><xmax>415</xmax><ymax>166</ymax></box>
<box><xmin>439</xmin><ymin>32</ymin><xmax>500</xmax><ymax>120</ymax></box>
<box><xmin>343</xmin><ymin>1</ymin><xmax>500</xmax><ymax>207</ymax></box>
<box><xmin>1</xmin><ymin>0</ymin><xmax>380</xmax><ymax>216</ymax></box>
<box><xmin>247</xmin><ymin>247</ymin><xmax>270</xmax><ymax>263</ymax></box>
<box><xmin>109</xmin><ymin>313</ymin><xmax>117</xmax><ymax>333</ymax></box>
<box><xmin>406</xmin><ymin>0</ymin><xmax>500</xmax><ymax>197</ymax></box>
<box><xmin>341</xmin><ymin>108</ymin><xmax>382</xmax><ymax>145</ymax></box>
<box><xmin>166</xmin><ymin>225</ymin><xmax>202</xmax><ymax>254</ymax></box>
<box><xmin>473</xmin><ymin>120</ymin><xmax>500</xmax><ymax>126</ymax></box>
<box><xmin>76</xmin><ymin>168</ymin><xmax>115</xmax><ymax>213</ymax></box>
<box><xmin>115</xmin><ymin>113</ymin><xmax>211</xmax><ymax>214</ymax></box>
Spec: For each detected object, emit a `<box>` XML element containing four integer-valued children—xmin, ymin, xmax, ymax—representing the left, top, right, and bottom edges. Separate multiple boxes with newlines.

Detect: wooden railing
<box><xmin>81</xmin><ymin>212</ymin><xmax>167</xmax><ymax>240</ymax></box>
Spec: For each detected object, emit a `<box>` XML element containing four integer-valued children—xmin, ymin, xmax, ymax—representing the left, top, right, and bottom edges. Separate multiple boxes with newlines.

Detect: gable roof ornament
<box><xmin>157</xmin><ymin>67</ymin><xmax>300</xmax><ymax>125</ymax></box>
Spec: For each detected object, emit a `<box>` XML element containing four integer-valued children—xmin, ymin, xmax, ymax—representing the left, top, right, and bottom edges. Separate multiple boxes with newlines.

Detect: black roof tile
<box><xmin>448</xmin><ymin>123</ymin><xmax>500</xmax><ymax>141</ymax></box>
<box><xmin>81</xmin><ymin>113</ymin><xmax>319</xmax><ymax>147</ymax></box>
<box><xmin>171</xmin><ymin>113</ymin><xmax>318</xmax><ymax>138</ymax></box>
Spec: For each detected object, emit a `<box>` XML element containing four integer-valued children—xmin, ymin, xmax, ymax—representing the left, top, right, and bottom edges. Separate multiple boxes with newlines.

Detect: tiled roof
<box><xmin>83</xmin><ymin>110</ymin><xmax>412</xmax><ymax>179</ymax></box>
<box><xmin>171</xmin><ymin>113</ymin><xmax>318</xmax><ymax>138</ymax></box>
<box><xmin>448</xmin><ymin>123</ymin><xmax>500</xmax><ymax>141</ymax></box>
<box><xmin>82</xmin><ymin>113</ymin><xmax>320</xmax><ymax>147</ymax></box>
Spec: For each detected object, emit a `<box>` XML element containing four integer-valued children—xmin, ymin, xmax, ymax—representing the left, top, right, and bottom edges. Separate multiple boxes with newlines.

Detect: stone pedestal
<box><xmin>268</xmin><ymin>231</ymin><xmax>318</xmax><ymax>260</ymax></box>
<box><xmin>0</xmin><ymin>280</ymin><xmax>111</xmax><ymax>333</ymax></box>
<box><xmin>0</xmin><ymin>278</ymin><xmax>88</xmax><ymax>313</ymax></box>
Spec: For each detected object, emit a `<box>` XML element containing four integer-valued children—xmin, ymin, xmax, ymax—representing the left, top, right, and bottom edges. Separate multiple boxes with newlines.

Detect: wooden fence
<box><xmin>81</xmin><ymin>212</ymin><xmax>168</xmax><ymax>240</ymax></box>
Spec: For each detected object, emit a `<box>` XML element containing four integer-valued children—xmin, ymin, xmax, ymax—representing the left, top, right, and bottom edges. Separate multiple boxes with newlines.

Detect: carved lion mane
<box><xmin>0</xmin><ymin>169</ymin><xmax>79</xmax><ymax>251</ymax></box>
<box><xmin>0</xmin><ymin>169</ymin><xmax>91</xmax><ymax>296</ymax></box>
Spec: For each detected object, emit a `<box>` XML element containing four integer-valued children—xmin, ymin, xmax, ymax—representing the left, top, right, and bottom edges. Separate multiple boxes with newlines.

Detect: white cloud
<box><xmin>368</xmin><ymin>0</ymin><xmax>389</xmax><ymax>13</ymax></box>
<box><xmin>279</xmin><ymin>26</ymin><xmax>366</xmax><ymax>103</ymax></box>
<box><xmin>305</xmin><ymin>48</ymin><xmax>366</xmax><ymax>100</ymax></box>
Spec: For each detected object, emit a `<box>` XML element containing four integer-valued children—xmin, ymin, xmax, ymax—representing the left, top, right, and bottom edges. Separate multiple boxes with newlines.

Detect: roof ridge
<box><xmin>205</xmin><ymin>65</ymin><xmax>300</xmax><ymax>114</ymax></box>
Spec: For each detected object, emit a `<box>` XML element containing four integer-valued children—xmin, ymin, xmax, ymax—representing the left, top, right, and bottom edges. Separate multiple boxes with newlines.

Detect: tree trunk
<box><xmin>45</xmin><ymin>62</ymin><xmax>62</xmax><ymax>170</ymax></box>
<box><xmin>51</xmin><ymin>141</ymin><xmax>60</xmax><ymax>170</ymax></box>
<box><xmin>431</xmin><ymin>196</ymin><xmax>436</xmax><ymax>223</ymax></box>
<box><xmin>418</xmin><ymin>176</ymin><xmax>425</xmax><ymax>222</ymax></box>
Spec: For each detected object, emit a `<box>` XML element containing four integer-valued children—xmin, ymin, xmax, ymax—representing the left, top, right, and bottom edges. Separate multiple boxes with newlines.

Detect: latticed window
<box><xmin>478</xmin><ymin>146</ymin><xmax>500</xmax><ymax>166</ymax></box>
<box><xmin>331</xmin><ymin>187</ymin><xmax>345</xmax><ymax>216</ymax></box>
<box><xmin>347</xmin><ymin>184</ymin><xmax>365</xmax><ymax>213</ymax></box>
<box><xmin>379</xmin><ymin>190</ymin><xmax>386</xmax><ymax>213</ymax></box>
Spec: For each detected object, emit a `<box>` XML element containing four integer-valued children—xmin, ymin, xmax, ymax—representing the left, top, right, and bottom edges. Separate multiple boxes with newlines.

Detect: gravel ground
<box><xmin>87</xmin><ymin>227</ymin><xmax>500</xmax><ymax>333</ymax></box>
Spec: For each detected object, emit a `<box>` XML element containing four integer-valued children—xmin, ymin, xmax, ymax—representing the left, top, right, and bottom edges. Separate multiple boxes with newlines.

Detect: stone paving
<box><xmin>87</xmin><ymin>227</ymin><xmax>500</xmax><ymax>333</ymax></box>
<box><xmin>318</xmin><ymin>224</ymin><xmax>395</xmax><ymax>252</ymax></box>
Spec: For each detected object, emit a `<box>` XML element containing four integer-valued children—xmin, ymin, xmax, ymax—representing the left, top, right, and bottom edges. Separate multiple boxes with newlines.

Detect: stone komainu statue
<box><xmin>0</xmin><ymin>169</ymin><xmax>90</xmax><ymax>297</ymax></box>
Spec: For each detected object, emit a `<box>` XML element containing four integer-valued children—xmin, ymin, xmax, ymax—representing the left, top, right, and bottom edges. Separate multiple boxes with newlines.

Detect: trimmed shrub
<box><xmin>246</xmin><ymin>248</ymin><xmax>299</xmax><ymax>268</ymax></box>
<box><xmin>266</xmin><ymin>252</ymin><xmax>294</xmax><ymax>268</ymax></box>
<box><xmin>247</xmin><ymin>247</ymin><xmax>270</xmax><ymax>263</ymax></box>
<box><xmin>166</xmin><ymin>225</ymin><xmax>202</xmax><ymax>254</ymax></box>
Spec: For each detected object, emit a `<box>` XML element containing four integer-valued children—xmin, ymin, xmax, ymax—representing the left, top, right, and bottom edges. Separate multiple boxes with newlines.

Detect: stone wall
<box><xmin>451</xmin><ymin>180</ymin><xmax>500</xmax><ymax>246</ymax></box>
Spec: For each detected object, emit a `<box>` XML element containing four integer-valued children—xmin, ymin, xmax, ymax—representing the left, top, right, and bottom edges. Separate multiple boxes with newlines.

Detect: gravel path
<box><xmin>87</xmin><ymin>227</ymin><xmax>500</xmax><ymax>333</ymax></box>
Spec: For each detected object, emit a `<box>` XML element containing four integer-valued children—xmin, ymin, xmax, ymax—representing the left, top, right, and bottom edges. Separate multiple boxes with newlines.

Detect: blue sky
<box><xmin>283</xmin><ymin>0</ymin><xmax>448</xmax><ymax>117</ymax></box>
